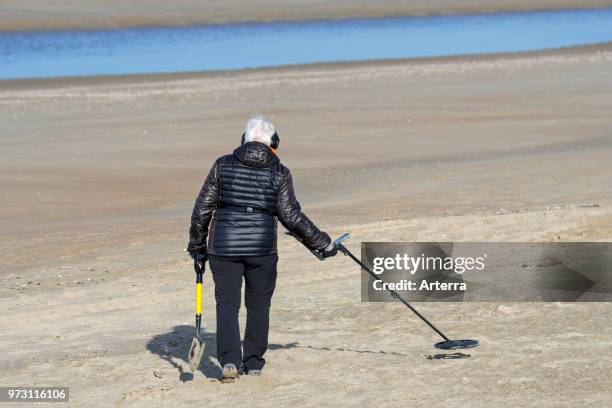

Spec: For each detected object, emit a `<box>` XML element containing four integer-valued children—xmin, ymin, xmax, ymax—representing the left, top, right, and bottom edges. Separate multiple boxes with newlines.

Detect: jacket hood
<box><xmin>233</xmin><ymin>141</ymin><xmax>279</xmax><ymax>168</ymax></box>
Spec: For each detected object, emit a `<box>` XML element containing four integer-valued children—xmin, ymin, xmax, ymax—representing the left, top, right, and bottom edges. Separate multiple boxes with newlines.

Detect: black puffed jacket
<box><xmin>188</xmin><ymin>142</ymin><xmax>331</xmax><ymax>257</ymax></box>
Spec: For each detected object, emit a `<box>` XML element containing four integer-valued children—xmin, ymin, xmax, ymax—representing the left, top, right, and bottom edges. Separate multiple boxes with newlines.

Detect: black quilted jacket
<box><xmin>188</xmin><ymin>142</ymin><xmax>331</xmax><ymax>257</ymax></box>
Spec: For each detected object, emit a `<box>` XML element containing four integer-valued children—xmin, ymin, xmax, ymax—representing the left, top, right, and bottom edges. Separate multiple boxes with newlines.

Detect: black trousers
<box><xmin>209</xmin><ymin>254</ymin><xmax>278</xmax><ymax>371</ymax></box>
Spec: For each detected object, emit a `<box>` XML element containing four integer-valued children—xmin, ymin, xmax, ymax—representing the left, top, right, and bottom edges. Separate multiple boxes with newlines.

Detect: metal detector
<box><xmin>320</xmin><ymin>233</ymin><xmax>479</xmax><ymax>350</ymax></box>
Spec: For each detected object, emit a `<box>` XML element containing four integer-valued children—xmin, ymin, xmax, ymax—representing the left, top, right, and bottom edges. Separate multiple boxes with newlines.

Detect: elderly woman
<box><xmin>187</xmin><ymin>115</ymin><xmax>337</xmax><ymax>378</ymax></box>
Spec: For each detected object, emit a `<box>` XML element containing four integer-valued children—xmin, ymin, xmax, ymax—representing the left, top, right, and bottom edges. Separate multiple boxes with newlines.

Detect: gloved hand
<box><xmin>188</xmin><ymin>249</ymin><xmax>207</xmax><ymax>273</ymax></box>
<box><xmin>321</xmin><ymin>242</ymin><xmax>338</xmax><ymax>258</ymax></box>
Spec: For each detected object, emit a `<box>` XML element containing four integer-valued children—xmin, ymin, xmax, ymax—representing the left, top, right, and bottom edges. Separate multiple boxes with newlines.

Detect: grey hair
<box><xmin>244</xmin><ymin>114</ymin><xmax>276</xmax><ymax>145</ymax></box>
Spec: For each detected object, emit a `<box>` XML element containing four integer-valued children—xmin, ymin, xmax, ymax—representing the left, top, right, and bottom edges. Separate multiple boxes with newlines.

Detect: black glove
<box><xmin>188</xmin><ymin>249</ymin><xmax>207</xmax><ymax>273</ymax></box>
<box><xmin>321</xmin><ymin>242</ymin><xmax>338</xmax><ymax>259</ymax></box>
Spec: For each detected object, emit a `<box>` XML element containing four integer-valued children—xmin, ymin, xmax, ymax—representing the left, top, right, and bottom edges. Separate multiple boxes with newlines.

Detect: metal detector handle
<box><xmin>334</xmin><ymin>233</ymin><xmax>353</xmax><ymax>257</ymax></box>
<box><xmin>333</xmin><ymin>232</ymin><xmax>351</xmax><ymax>247</ymax></box>
<box><xmin>313</xmin><ymin>233</ymin><xmax>352</xmax><ymax>260</ymax></box>
<box><xmin>288</xmin><ymin>232</ymin><xmax>351</xmax><ymax>260</ymax></box>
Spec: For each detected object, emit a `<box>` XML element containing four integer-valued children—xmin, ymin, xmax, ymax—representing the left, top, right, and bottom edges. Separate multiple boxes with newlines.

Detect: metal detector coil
<box><xmin>435</xmin><ymin>339</ymin><xmax>480</xmax><ymax>350</ymax></box>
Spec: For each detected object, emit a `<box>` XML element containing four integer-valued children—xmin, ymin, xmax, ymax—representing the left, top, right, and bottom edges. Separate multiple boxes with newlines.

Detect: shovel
<box><xmin>188</xmin><ymin>259</ymin><xmax>205</xmax><ymax>372</ymax></box>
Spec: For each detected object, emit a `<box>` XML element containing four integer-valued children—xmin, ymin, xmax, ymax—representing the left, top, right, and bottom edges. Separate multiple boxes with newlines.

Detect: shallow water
<box><xmin>1</xmin><ymin>8</ymin><xmax>612</xmax><ymax>79</ymax></box>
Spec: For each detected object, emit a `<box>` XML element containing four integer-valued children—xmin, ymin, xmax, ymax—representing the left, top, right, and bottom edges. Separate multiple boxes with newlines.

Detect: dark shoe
<box><xmin>222</xmin><ymin>363</ymin><xmax>238</xmax><ymax>379</ymax></box>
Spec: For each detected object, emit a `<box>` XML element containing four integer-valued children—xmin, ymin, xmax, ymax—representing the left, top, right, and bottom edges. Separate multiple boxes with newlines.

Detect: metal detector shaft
<box><xmin>337</xmin><ymin>244</ymin><xmax>450</xmax><ymax>342</ymax></box>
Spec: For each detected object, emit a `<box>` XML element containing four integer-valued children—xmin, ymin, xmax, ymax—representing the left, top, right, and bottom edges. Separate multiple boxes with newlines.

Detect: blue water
<box><xmin>1</xmin><ymin>8</ymin><xmax>612</xmax><ymax>79</ymax></box>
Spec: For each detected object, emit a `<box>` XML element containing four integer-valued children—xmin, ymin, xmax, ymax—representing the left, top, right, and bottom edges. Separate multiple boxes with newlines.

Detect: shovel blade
<box><xmin>188</xmin><ymin>337</ymin><xmax>205</xmax><ymax>372</ymax></box>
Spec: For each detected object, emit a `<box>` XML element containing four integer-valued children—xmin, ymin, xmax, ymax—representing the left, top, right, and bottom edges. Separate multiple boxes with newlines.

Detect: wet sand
<box><xmin>1</xmin><ymin>44</ymin><xmax>611</xmax><ymax>406</ymax></box>
<box><xmin>1</xmin><ymin>0</ymin><xmax>612</xmax><ymax>31</ymax></box>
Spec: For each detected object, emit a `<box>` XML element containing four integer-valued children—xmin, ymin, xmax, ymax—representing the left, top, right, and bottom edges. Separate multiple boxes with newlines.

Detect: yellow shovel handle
<box><xmin>196</xmin><ymin>282</ymin><xmax>202</xmax><ymax>314</ymax></box>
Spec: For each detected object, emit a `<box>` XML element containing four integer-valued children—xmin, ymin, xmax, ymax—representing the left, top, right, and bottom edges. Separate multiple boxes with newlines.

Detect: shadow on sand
<box><xmin>270</xmin><ymin>342</ymin><xmax>415</xmax><ymax>358</ymax></box>
<box><xmin>147</xmin><ymin>325</ymin><xmax>220</xmax><ymax>382</ymax></box>
<box><xmin>146</xmin><ymin>326</ymin><xmax>306</xmax><ymax>382</ymax></box>
<box><xmin>147</xmin><ymin>326</ymin><xmax>467</xmax><ymax>382</ymax></box>
<box><xmin>272</xmin><ymin>342</ymin><xmax>469</xmax><ymax>360</ymax></box>
<box><xmin>426</xmin><ymin>352</ymin><xmax>471</xmax><ymax>360</ymax></box>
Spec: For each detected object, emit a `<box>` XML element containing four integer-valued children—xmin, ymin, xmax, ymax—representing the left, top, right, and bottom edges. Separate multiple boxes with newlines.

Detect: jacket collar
<box><xmin>233</xmin><ymin>141</ymin><xmax>279</xmax><ymax>168</ymax></box>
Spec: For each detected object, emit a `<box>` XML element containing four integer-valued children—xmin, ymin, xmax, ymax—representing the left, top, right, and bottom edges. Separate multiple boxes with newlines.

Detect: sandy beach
<box><xmin>1</xmin><ymin>40</ymin><xmax>612</xmax><ymax>406</ymax></box>
<box><xmin>2</xmin><ymin>0</ymin><xmax>612</xmax><ymax>31</ymax></box>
